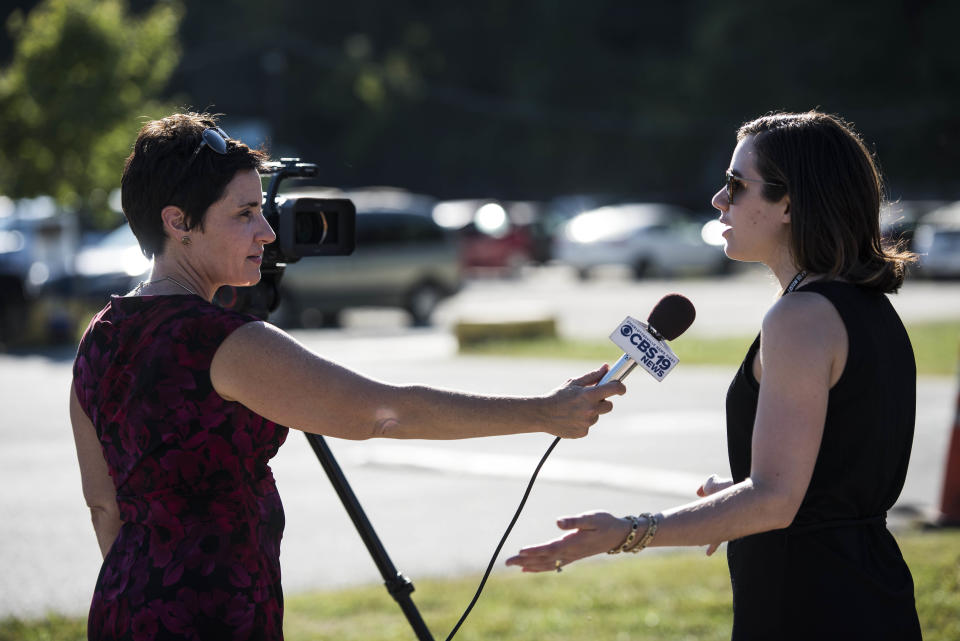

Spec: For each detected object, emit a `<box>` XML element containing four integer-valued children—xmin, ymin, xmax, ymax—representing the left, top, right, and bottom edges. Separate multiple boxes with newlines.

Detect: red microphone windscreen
<box><xmin>647</xmin><ymin>294</ymin><xmax>696</xmax><ymax>341</ymax></box>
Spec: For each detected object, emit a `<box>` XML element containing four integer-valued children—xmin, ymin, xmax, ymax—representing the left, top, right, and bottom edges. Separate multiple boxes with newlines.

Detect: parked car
<box><xmin>0</xmin><ymin>196</ymin><xmax>80</xmax><ymax>343</ymax></box>
<box><xmin>56</xmin><ymin>186</ymin><xmax>461</xmax><ymax>327</ymax></box>
<box><xmin>912</xmin><ymin>201</ymin><xmax>960</xmax><ymax>279</ymax></box>
<box><xmin>531</xmin><ymin>193</ymin><xmax>622</xmax><ymax>263</ymax></box>
<box><xmin>458</xmin><ymin>221</ymin><xmax>534</xmax><ymax>275</ymax></box>
<box><xmin>432</xmin><ymin>199</ymin><xmax>539</xmax><ymax>274</ymax></box>
<box><xmin>276</xmin><ymin>207</ymin><xmax>462</xmax><ymax>327</ymax></box>
<box><xmin>553</xmin><ymin>203</ymin><xmax>729</xmax><ymax>279</ymax></box>
<box><xmin>880</xmin><ymin>199</ymin><xmax>949</xmax><ymax>251</ymax></box>
<box><xmin>68</xmin><ymin>223</ymin><xmax>152</xmax><ymax>302</ymax></box>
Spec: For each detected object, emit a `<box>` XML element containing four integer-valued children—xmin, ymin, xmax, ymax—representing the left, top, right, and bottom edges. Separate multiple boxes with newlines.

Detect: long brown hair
<box><xmin>737</xmin><ymin>111</ymin><xmax>915</xmax><ymax>293</ymax></box>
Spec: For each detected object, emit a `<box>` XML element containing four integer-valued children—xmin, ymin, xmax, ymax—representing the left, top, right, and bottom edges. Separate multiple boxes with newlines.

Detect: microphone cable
<box><xmin>444</xmin><ymin>435</ymin><xmax>561</xmax><ymax>641</ymax></box>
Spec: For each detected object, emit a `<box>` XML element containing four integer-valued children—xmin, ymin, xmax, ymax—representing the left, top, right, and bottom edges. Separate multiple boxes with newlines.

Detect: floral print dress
<box><xmin>73</xmin><ymin>295</ymin><xmax>289</xmax><ymax>640</ymax></box>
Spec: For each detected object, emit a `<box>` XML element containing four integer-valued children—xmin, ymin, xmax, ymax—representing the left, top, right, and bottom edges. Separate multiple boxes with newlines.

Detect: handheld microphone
<box><xmin>598</xmin><ymin>293</ymin><xmax>696</xmax><ymax>385</ymax></box>
<box><xmin>444</xmin><ymin>293</ymin><xmax>696</xmax><ymax>641</ymax></box>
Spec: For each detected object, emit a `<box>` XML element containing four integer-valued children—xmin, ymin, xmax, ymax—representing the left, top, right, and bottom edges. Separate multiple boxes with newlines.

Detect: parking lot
<box><xmin>1</xmin><ymin>268</ymin><xmax>957</xmax><ymax>618</ymax></box>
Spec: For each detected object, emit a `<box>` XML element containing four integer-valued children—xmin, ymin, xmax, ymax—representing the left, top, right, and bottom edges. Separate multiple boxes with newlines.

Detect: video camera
<box><xmin>260</xmin><ymin>158</ymin><xmax>357</xmax><ymax>265</ymax></box>
<box><xmin>214</xmin><ymin>158</ymin><xmax>356</xmax><ymax>318</ymax></box>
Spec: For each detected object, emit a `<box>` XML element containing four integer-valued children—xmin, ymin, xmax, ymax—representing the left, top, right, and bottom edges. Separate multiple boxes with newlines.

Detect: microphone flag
<box><xmin>609</xmin><ymin>315</ymin><xmax>680</xmax><ymax>381</ymax></box>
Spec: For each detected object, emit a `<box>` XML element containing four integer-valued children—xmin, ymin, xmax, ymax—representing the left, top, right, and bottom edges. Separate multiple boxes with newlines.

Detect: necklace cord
<box><xmin>135</xmin><ymin>275</ymin><xmax>202</xmax><ymax>297</ymax></box>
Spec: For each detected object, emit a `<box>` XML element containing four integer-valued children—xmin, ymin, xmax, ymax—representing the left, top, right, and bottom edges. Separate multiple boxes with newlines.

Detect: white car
<box><xmin>553</xmin><ymin>203</ymin><xmax>729</xmax><ymax>279</ymax></box>
<box><xmin>913</xmin><ymin>201</ymin><xmax>960</xmax><ymax>278</ymax></box>
<box><xmin>70</xmin><ymin>224</ymin><xmax>152</xmax><ymax>300</ymax></box>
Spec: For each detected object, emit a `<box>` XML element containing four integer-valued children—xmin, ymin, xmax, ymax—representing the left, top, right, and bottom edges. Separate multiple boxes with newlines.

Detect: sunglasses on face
<box><xmin>724</xmin><ymin>169</ymin><xmax>782</xmax><ymax>205</ymax></box>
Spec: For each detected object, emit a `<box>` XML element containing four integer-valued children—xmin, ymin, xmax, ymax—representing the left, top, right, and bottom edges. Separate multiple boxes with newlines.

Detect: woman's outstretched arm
<box><xmin>210</xmin><ymin>321</ymin><xmax>626</xmax><ymax>441</ymax></box>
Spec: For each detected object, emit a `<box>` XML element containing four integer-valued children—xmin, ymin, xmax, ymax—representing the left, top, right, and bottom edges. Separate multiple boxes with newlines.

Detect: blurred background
<box><xmin>1</xmin><ymin>0</ymin><xmax>959</xmax><ymax>341</ymax></box>
<box><xmin>3</xmin><ymin>2</ymin><xmax>960</xmax><ymax>629</ymax></box>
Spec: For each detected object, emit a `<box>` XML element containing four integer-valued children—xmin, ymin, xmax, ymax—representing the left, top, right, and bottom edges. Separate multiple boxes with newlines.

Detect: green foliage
<box><xmin>3</xmin><ymin>2</ymin><xmax>956</xmax><ymax>206</ymax></box>
<box><xmin>0</xmin><ymin>0</ymin><xmax>182</xmax><ymax>226</ymax></box>
<box><xmin>155</xmin><ymin>0</ymin><xmax>960</xmax><ymax>202</ymax></box>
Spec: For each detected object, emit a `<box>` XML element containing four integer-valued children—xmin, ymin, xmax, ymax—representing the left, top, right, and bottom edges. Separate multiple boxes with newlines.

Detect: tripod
<box><xmin>216</xmin><ymin>272</ymin><xmax>436</xmax><ymax>641</ymax></box>
<box><xmin>305</xmin><ymin>433</ymin><xmax>434</xmax><ymax>640</ymax></box>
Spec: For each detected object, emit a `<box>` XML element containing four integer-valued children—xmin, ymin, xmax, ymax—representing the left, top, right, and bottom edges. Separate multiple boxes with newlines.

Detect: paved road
<box><xmin>1</xmin><ymin>270</ymin><xmax>957</xmax><ymax>619</ymax></box>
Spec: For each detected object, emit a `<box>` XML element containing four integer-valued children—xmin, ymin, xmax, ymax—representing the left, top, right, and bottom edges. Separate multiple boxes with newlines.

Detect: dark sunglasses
<box><xmin>169</xmin><ymin>127</ymin><xmax>230</xmax><ymax>204</ymax></box>
<box><xmin>725</xmin><ymin>169</ymin><xmax>782</xmax><ymax>205</ymax></box>
<box><xmin>188</xmin><ymin>127</ymin><xmax>230</xmax><ymax>164</ymax></box>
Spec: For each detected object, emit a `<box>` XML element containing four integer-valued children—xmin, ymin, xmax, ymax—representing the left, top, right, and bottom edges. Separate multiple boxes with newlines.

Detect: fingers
<box><xmin>567</xmin><ymin>365</ymin><xmax>627</xmax><ymax>397</ymax></box>
<box><xmin>706</xmin><ymin>542</ymin><xmax>721</xmax><ymax>556</ymax></box>
<box><xmin>591</xmin><ymin>379</ymin><xmax>627</xmax><ymax>400</ymax></box>
<box><xmin>697</xmin><ymin>474</ymin><xmax>733</xmax><ymax>498</ymax></box>
<box><xmin>568</xmin><ymin>364</ymin><xmax>610</xmax><ymax>387</ymax></box>
<box><xmin>505</xmin><ymin>540</ymin><xmax>569</xmax><ymax>573</ymax></box>
<box><xmin>506</xmin><ymin>512</ymin><xmax>624</xmax><ymax>572</ymax></box>
<box><xmin>562</xmin><ymin>379</ymin><xmax>623</xmax><ymax>436</ymax></box>
<box><xmin>547</xmin><ymin>366</ymin><xmax>626</xmax><ymax>439</ymax></box>
<box><xmin>556</xmin><ymin>513</ymin><xmax>597</xmax><ymax>531</ymax></box>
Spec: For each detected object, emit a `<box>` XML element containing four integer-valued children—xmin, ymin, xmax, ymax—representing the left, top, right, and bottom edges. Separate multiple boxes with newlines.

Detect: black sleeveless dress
<box><xmin>725</xmin><ymin>281</ymin><xmax>921</xmax><ymax>640</ymax></box>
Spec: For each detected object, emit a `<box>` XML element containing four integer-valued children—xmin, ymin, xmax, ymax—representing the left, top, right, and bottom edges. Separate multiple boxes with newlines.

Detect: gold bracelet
<box><xmin>607</xmin><ymin>515</ymin><xmax>640</xmax><ymax>554</ymax></box>
<box><xmin>627</xmin><ymin>512</ymin><xmax>659</xmax><ymax>553</ymax></box>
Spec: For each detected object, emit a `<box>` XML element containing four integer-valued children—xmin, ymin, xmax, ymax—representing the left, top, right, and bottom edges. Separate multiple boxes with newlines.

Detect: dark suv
<box><xmin>274</xmin><ymin>208</ymin><xmax>462</xmax><ymax>327</ymax></box>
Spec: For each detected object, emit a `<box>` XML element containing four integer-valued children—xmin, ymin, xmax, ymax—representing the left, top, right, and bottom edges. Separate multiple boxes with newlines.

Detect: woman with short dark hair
<box><xmin>507</xmin><ymin>111</ymin><xmax>922</xmax><ymax>640</ymax></box>
<box><xmin>70</xmin><ymin>112</ymin><xmax>626</xmax><ymax>640</ymax></box>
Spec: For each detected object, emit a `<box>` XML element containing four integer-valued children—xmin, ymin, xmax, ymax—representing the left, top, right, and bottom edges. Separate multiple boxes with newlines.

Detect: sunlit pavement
<box><xmin>1</xmin><ymin>268</ymin><xmax>957</xmax><ymax>618</ymax></box>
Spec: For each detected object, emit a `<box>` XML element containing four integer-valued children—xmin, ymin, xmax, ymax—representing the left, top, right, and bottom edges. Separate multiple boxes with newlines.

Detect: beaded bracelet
<box><xmin>626</xmin><ymin>512</ymin><xmax>659</xmax><ymax>553</ymax></box>
<box><xmin>607</xmin><ymin>515</ymin><xmax>640</xmax><ymax>554</ymax></box>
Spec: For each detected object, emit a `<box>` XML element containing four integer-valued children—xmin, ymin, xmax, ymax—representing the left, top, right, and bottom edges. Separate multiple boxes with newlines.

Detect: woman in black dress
<box><xmin>507</xmin><ymin>111</ymin><xmax>922</xmax><ymax>640</ymax></box>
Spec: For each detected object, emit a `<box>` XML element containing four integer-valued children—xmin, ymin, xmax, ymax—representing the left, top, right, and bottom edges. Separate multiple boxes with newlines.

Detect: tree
<box><xmin>0</xmin><ymin>0</ymin><xmax>182</xmax><ymax>226</ymax></box>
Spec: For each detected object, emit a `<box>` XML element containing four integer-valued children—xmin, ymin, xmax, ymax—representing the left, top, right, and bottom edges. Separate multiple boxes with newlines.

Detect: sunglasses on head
<box><xmin>725</xmin><ymin>169</ymin><xmax>782</xmax><ymax>205</ymax></box>
<box><xmin>169</xmin><ymin>127</ymin><xmax>231</xmax><ymax>204</ymax></box>
<box><xmin>188</xmin><ymin>127</ymin><xmax>230</xmax><ymax>165</ymax></box>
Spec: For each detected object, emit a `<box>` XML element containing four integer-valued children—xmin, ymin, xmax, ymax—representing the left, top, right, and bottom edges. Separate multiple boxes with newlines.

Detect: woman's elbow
<box><xmin>768</xmin><ymin>505</ymin><xmax>799</xmax><ymax>530</ymax></box>
<box><xmin>293</xmin><ymin>414</ymin><xmax>380</xmax><ymax>440</ymax></box>
<box><xmin>89</xmin><ymin>502</ymin><xmax>121</xmax><ymax>529</ymax></box>
<box><xmin>753</xmin><ymin>481</ymin><xmax>803</xmax><ymax>530</ymax></box>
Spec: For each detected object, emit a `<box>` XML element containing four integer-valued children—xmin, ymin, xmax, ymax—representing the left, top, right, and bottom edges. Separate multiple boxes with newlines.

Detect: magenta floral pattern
<box><xmin>73</xmin><ymin>295</ymin><xmax>289</xmax><ymax>640</ymax></box>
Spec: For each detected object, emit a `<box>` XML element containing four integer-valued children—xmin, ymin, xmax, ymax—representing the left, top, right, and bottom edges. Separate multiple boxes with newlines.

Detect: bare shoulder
<box><xmin>761</xmin><ymin>291</ymin><xmax>847</xmax><ymax>383</ymax></box>
<box><xmin>762</xmin><ymin>291</ymin><xmax>844</xmax><ymax>343</ymax></box>
<box><xmin>217</xmin><ymin>320</ymin><xmax>303</xmax><ymax>355</ymax></box>
<box><xmin>210</xmin><ymin>321</ymin><xmax>318</xmax><ymax>401</ymax></box>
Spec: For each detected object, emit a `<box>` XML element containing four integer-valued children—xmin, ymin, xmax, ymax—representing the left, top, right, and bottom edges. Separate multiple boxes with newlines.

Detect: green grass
<box><xmin>460</xmin><ymin>320</ymin><xmax>960</xmax><ymax>377</ymax></box>
<box><xmin>907</xmin><ymin>321</ymin><xmax>960</xmax><ymax>376</ymax></box>
<box><xmin>3</xmin><ymin>530</ymin><xmax>958</xmax><ymax>641</ymax></box>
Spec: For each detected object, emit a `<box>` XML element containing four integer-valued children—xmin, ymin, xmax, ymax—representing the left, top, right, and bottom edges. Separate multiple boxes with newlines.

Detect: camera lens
<box><xmin>295</xmin><ymin>211</ymin><xmax>325</xmax><ymax>244</ymax></box>
<box><xmin>279</xmin><ymin>197</ymin><xmax>354</xmax><ymax>258</ymax></box>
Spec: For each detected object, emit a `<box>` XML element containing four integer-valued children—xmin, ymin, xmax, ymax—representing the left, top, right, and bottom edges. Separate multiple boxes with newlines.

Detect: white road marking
<box><xmin>341</xmin><ymin>443</ymin><xmax>705</xmax><ymax>498</ymax></box>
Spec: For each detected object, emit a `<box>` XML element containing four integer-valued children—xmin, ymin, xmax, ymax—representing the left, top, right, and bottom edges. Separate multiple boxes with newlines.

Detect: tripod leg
<box><xmin>305</xmin><ymin>433</ymin><xmax>435</xmax><ymax>641</ymax></box>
